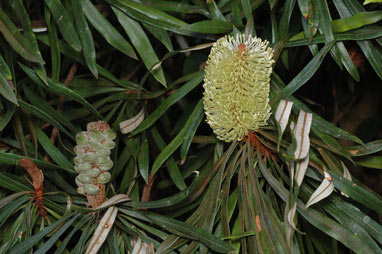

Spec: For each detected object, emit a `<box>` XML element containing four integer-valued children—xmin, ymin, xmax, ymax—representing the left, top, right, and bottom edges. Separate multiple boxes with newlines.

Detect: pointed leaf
<box><xmin>10</xmin><ymin>214</ymin><xmax>74</xmax><ymax>253</ymax></box>
<box><xmin>306</xmin><ymin>171</ymin><xmax>334</xmax><ymax>208</ymax></box>
<box><xmin>275</xmin><ymin>100</ymin><xmax>293</xmax><ymax>150</ymax></box>
<box><xmin>294</xmin><ymin>110</ymin><xmax>312</xmax><ymax>159</ymax></box>
<box><xmin>295</xmin><ymin>155</ymin><xmax>309</xmax><ymax>186</ymax></box>
<box><xmin>120</xmin><ymin>108</ymin><xmax>145</xmax><ymax>134</ymax></box>
<box><xmin>273</xmin><ymin>41</ymin><xmax>335</xmax><ymax>102</ymax></box>
<box><xmin>82</xmin><ymin>0</ymin><xmax>137</xmax><ymax>59</ymax></box>
<box><xmin>0</xmin><ymin>9</ymin><xmax>43</xmax><ymax>63</ymax></box>
<box><xmin>96</xmin><ymin>194</ymin><xmax>130</xmax><ymax>210</ymax></box>
<box><xmin>132</xmin><ymin>72</ymin><xmax>203</xmax><ymax>135</ymax></box>
<box><xmin>0</xmin><ymin>73</ymin><xmax>18</xmax><ymax>105</ymax></box>
<box><xmin>86</xmin><ymin>206</ymin><xmax>118</xmax><ymax>254</ymax></box>
<box><xmin>113</xmin><ymin>7</ymin><xmax>166</xmax><ymax>86</ymax></box>
<box><xmin>44</xmin><ymin>0</ymin><xmax>82</xmax><ymax>51</ymax></box>
<box><xmin>34</xmin><ymin>214</ymin><xmax>81</xmax><ymax>254</ymax></box>
<box><xmin>71</xmin><ymin>0</ymin><xmax>98</xmax><ymax>77</ymax></box>
<box><xmin>151</xmin><ymin>99</ymin><xmax>203</xmax><ymax>175</ymax></box>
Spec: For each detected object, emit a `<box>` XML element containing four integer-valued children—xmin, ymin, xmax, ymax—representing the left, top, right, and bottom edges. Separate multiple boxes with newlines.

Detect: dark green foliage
<box><xmin>0</xmin><ymin>0</ymin><xmax>381</xmax><ymax>253</ymax></box>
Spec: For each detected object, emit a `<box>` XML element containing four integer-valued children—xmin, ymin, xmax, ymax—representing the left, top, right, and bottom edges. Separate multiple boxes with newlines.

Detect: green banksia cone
<box><xmin>203</xmin><ymin>34</ymin><xmax>274</xmax><ymax>142</ymax></box>
<box><xmin>74</xmin><ymin>121</ymin><xmax>116</xmax><ymax>208</ymax></box>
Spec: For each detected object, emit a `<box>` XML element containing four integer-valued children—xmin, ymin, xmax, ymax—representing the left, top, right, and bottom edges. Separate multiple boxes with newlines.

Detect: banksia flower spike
<box><xmin>74</xmin><ymin>121</ymin><xmax>116</xmax><ymax>208</ymax></box>
<box><xmin>203</xmin><ymin>34</ymin><xmax>274</xmax><ymax>142</ymax></box>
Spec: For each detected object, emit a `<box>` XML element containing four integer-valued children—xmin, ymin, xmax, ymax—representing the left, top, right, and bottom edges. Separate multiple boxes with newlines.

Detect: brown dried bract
<box><xmin>20</xmin><ymin>158</ymin><xmax>47</xmax><ymax>217</ymax></box>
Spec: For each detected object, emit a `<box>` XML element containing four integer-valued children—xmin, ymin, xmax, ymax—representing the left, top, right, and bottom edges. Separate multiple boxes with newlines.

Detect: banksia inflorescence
<box><xmin>74</xmin><ymin>121</ymin><xmax>116</xmax><ymax>208</ymax></box>
<box><xmin>203</xmin><ymin>34</ymin><xmax>274</xmax><ymax>142</ymax></box>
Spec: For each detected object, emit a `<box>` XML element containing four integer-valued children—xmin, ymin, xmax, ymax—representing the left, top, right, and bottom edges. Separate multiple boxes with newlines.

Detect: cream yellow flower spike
<box><xmin>203</xmin><ymin>34</ymin><xmax>274</xmax><ymax>142</ymax></box>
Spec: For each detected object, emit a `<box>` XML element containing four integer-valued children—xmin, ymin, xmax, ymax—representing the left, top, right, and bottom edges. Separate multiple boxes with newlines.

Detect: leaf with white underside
<box><xmin>120</xmin><ymin>108</ymin><xmax>145</xmax><ymax>134</ymax></box>
<box><xmin>287</xmin><ymin>202</ymin><xmax>297</xmax><ymax>230</ymax></box>
<box><xmin>294</xmin><ymin>110</ymin><xmax>312</xmax><ymax>159</ymax></box>
<box><xmin>306</xmin><ymin>171</ymin><xmax>334</xmax><ymax>208</ymax></box>
<box><xmin>95</xmin><ymin>194</ymin><xmax>130</xmax><ymax>210</ymax></box>
<box><xmin>131</xmin><ymin>237</ymin><xmax>155</xmax><ymax>254</ymax></box>
<box><xmin>341</xmin><ymin>161</ymin><xmax>352</xmax><ymax>198</ymax></box>
<box><xmin>295</xmin><ymin>155</ymin><xmax>309</xmax><ymax>186</ymax></box>
<box><xmin>275</xmin><ymin>100</ymin><xmax>293</xmax><ymax>150</ymax></box>
<box><xmin>86</xmin><ymin>206</ymin><xmax>118</xmax><ymax>254</ymax></box>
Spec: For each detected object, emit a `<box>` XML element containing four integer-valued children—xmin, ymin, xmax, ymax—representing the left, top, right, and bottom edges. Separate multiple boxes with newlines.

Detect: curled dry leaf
<box><xmin>306</xmin><ymin>171</ymin><xmax>334</xmax><ymax>208</ymax></box>
<box><xmin>130</xmin><ymin>237</ymin><xmax>155</xmax><ymax>254</ymax></box>
<box><xmin>287</xmin><ymin>203</ymin><xmax>297</xmax><ymax>230</ymax></box>
<box><xmin>120</xmin><ymin>108</ymin><xmax>145</xmax><ymax>134</ymax></box>
<box><xmin>341</xmin><ymin>161</ymin><xmax>352</xmax><ymax>197</ymax></box>
<box><xmin>86</xmin><ymin>206</ymin><xmax>118</xmax><ymax>254</ymax></box>
<box><xmin>275</xmin><ymin>100</ymin><xmax>294</xmax><ymax>137</ymax></box>
<box><xmin>294</xmin><ymin>110</ymin><xmax>312</xmax><ymax>159</ymax></box>
<box><xmin>96</xmin><ymin>194</ymin><xmax>130</xmax><ymax>210</ymax></box>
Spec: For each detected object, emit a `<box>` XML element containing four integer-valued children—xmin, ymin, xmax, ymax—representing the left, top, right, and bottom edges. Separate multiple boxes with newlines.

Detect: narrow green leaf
<box><xmin>180</xmin><ymin>100</ymin><xmax>204</xmax><ymax>162</ymax></box>
<box><xmin>10</xmin><ymin>214</ymin><xmax>74</xmax><ymax>253</ymax></box>
<box><xmin>357</xmin><ymin>40</ymin><xmax>382</xmax><ymax>79</ymax></box>
<box><xmin>241</xmin><ymin>0</ymin><xmax>254</xmax><ymax>36</ymax></box>
<box><xmin>332</xmin><ymin>11</ymin><xmax>382</xmax><ymax>32</ymax></box>
<box><xmin>71</xmin><ymin>0</ymin><xmax>98</xmax><ymax>78</ymax></box>
<box><xmin>287</xmin><ymin>26</ymin><xmax>382</xmax><ymax>46</ymax></box>
<box><xmin>19</xmin><ymin>63</ymin><xmax>103</xmax><ymax>120</ymax></box>
<box><xmin>11</xmin><ymin>0</ymin><xmax>49</xmax><ymax>85</ymax></box>
<box><xmin>279</xmin><ymin>0</ymin><xmax>296</xmax><ymax>39</ymax></box>
<box><xmin>113</xmin><ymin>7</ymin><xmax>166</xmax><ymax>86</ymax></box>
<box><xmin>108</xmin><ymin>0</ymin><xmax>188</xmax><ymax>27</ymax></box>
<box><xmin>258</xmin><ymin>156</ymin><xmax>378</xmax><ymax>254</ymax></box>
<box><xmin>34</xmin><ymin>214</ymin><xmax>81</xmax><ymax>254</ymax></box>
<box><xmin>355</xmin><ymin>156</ymin><xmax>382</xmax><ymax>169</ymax></box>
<box><xmin>336</xmin><ymin>41</ymin><xmax>360</xmax><ymax>81</ymax></box>
<box><xmin>151</xmin><ymin>127</ymin><xmax>187</xmax><ymax>190</ymax></box>
<box><xmin>181</xmin><ymin>20</ymin><xmax>232</xmax><ymax>34</ymax></box>
<box><xmin>323</xmin><ymin>199</ymin><xmax>382</xmax><ymax>252</ymax></box>
<box><xmin>0</xmin><ymin>73</ymin><xmax>18</xmax><ymax>105</ymax></box>
<box><xmin>143</xmin><ymin>23</ymin><xmax>173</xmax><ymax>52</ymax></box>
<box><xmin>23</xmin><ymin>86</ymin><xmax>78</xmax><ymax>133</ymax></box>
<box><xmin>313</xmin><ymin>128</ymin><xmax>353</xmax><ymax>161</ymax></box>
<box><xmin>297</xmin><ymin>0</ymin><xmax>309</xmax><ymax>18</ymax></box>
<box><xmin>45</xmin><ymin>8</ymin><xmax>61</xmax><ymax>81</ymax></box>
<box><xmin>347</xmin><ymin>140</ymin><xmax>382</xmax><ymax>157</ymax></box>
<box><xmin>19</xmin><ymin>100</ymin><xmax>74</xmax><ymax>140</ymax></box>
<box><xmin>0</xmin><ymin>9</ymin><xmax>43</xmax><ymax>63</ymax></box>
<box><xmin>132</xmin><ymin>72</ymin><xmax>203</xmax><ymax>135</ymax></box>
<box><xmin>126</xmin><ymin>174</ymin><xmax>197</xmax><ymax>209</ymax></box>
<box><xmin>329</xmin><ymin>195</ymin><xmax>382</xmax><ymax>245</ymax></box>
<box><xmin>44</xmin><ymin>0</ymin><xmax>82</xmax><ymax>51</ymax></box>
<box><xmin>0</xmin><ymin>196</ymin><xmax>29</xmax><ymax>228</ymax></box>
<box><xmin>273</xmin><ymin>41</ymin><xmax>335</xmax><ymax>102</ymax></box>
<box><xmin>0</xmin><ymin>172</ymin><xmax>30</xmax><ymax>192</ymax></box>
<box><xmin>143</xmin><ymin>212</ymin><xmax>234</xmax><ymax>253</ymax></box>
<box><xmin>0</xmin><ymin>51</ymin><xmax>12</xmax><ymax>80</ymax></box>
<box><xmin>138</xmin><ymin>133</ymin><xmax>149</xmax><ymax>184</ymax></box>
<box><xmin>136</xmin><ymin>0</ymin><xmax>209</xmax><ymax>16</ymax></box>
<box><xmin>152</xmin><ymin>99</ymin><xmax>203</xmax><ymax>175</ymax></box>
<box><xmin>0</xmin><ymin>191</ymin><xmax>29</xmax><ymax>210</ymax></box>
<box><xmin>55</xmin><ymin>215</ymin><xmax>92</xmax><ymax>254</ymax></box>
<box><xmin>207</xmin><ymin>0</ymin><xmax>226</xmax><ymax>21</ymax></box>
<box><xmin>334</xmin><ymin>0</ymin><xmax>382</xmax><ymax>79</ymax></box>
<box><xmin>35</xmin><ymin>128</ymin><xmax>74</xmax><ymax>170</ymax></box>
<box><xmin>316</xmin><ymin>0</ymin><xmax>341</xmax><ymax>60</ymax></box>
<box><xmin>82</xmin><ymin>0</ymin><xmax>137</xmax><ymax>59</ymax></box>
<box><xmin>0</xmin><ymin>152</ymin><xmax>74</xmax><ymax>173</ymax></box>
<box><xmin>0</xmin><ymin>102</ymin><xmax>16</xmax><ymax>131</ymax></box>
<box><xmin>364</xmin><ymin>0</ymin><xmax>382</xmax><ymax>4</ymax></box>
